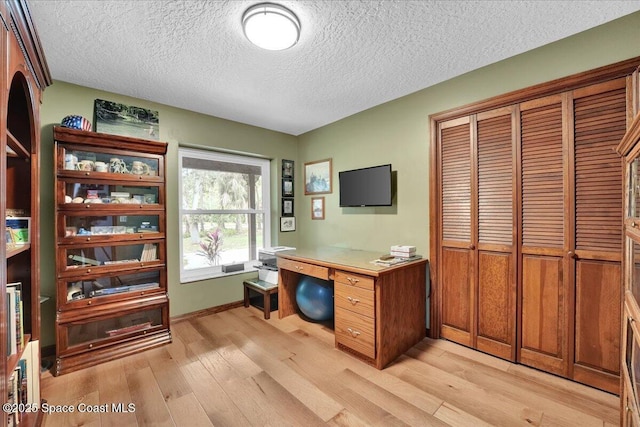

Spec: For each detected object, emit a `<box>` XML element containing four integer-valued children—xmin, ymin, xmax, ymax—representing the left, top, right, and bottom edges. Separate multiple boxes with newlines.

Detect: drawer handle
<box><xmin>294</xmin><ymin>265</ymin><xmax>304</xmax><ymax>271</ymax></box>
<box><xmin>347</xmin><ymin>296</ymin><xmax>360</xmax><ymax>305</ymax></box>
<box><xmin>346</xmin><ymin>328</ymin><xmax>361</xmax><ymax>338</ymax></box>
<box><xmin>347</xmin><ymin>277</ymin><xmax>359</xmax><ymax>285</ymax></box>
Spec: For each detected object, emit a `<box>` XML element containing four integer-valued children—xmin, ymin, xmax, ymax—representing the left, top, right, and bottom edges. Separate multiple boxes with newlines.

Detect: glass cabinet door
<box><xmin>59</xmin><ymin>304</ymin><xmax>167</xmax><ymax>355</ymax></box>
<box><xmin>630</xmin><ymin>157</ymin><xmax>640</xmax><ymax>219</ymax></box>
<box><xmin>60</xmin><ymin>213</ymin><xmax>162</xmax><ymax>239</ymax></box>
<box><xmin>60</xmin><ymin>181</ymin><xmax>161</xmax><ymax>206</ymax></box>
<box><xmin>62</xmin><ymin>146</ymin><xmax>161</xmax><ymax>177</ymax></box>
<box><xmin>63</xmin><ymin>241</ymin><xmax>162</xmax><ymax>271</ymax></box>
<box><xmin>60</xmin><ymin>269</ymin><xmax>162</xmax><ymax>309</ymax></box>
<box><xmin>626</xmin><ymin>316</ymin><xmax>640</xmax><ymax>426</ymax></box>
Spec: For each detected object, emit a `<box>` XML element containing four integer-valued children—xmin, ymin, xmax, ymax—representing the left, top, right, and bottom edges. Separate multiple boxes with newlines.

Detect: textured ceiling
<box><xmin>28</xmin><ymin>1</ymin><xmax>640</xmax><ymax>136</ymax></box>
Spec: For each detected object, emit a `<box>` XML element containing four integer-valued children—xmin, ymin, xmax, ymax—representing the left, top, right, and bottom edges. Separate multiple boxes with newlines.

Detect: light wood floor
<box><xmin>41</xmin><ymin>306</ymin><xmax>620</xmax><ymax>426</ymax></box>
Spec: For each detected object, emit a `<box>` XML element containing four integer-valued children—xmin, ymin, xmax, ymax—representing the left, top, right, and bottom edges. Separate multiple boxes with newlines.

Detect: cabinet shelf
<box><xmin>5</xmin><ymin>335</ymin><xmax>31</xmax><ymax>378</ymax></box>
<box><xmin>56</xmin><ymin>170</ymin><xmax>164</xmax><ymax>183</ymax></box>
<box><xmin>6</xmin><ymin>130</ymin><xmax>30</xmax><ymax>159</ymax></box>
<box><xmin>6</xmin><ymin>243</ymin><xmax>30</xmax><ymax>259</ymax></box>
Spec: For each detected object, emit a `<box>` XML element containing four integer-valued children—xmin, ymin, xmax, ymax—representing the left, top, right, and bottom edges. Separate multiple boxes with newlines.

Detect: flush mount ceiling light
<box><xmin>242</xmin><ymin>3</ymin><xmax>301</xmax><ymax>51</ymax></box>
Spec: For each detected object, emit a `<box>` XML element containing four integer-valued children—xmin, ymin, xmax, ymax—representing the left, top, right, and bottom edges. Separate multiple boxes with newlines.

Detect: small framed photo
<box><xmin>311</xmin><ymin>197</ymin><xmax>325</xmax><ymax>220</ymax></box>
<box><xmin>280</xmin><ymin>217</ymin><xmax>296</xmax><ymax>232</ymax></box>
<box><xmin>304</xmin><ymin>158</ymin><xmax>332</xmax><ymax>195</ymax></box>
<box><xmin>282</xmin><ymin>178</ymin><xmax>294</xmax><ymax>197</ymax></box>
<box><xmin>6</xmin><ymin>217</ymin><xmax>30</xmax><ymax>244</ymax></box>
<box><xmin>282</xmin><ymin>159</ymin><xmax>294</xmax><ymax>179</ymax></box>
<box><xmin>282</xmin><ymin>198</ymin><xmax>294</xmax><ymax>217</ymax></box>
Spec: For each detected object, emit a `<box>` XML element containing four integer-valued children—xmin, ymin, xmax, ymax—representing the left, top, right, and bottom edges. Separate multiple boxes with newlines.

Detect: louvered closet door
<box><xmin>439</xmin><ymin>117</ymin><xmax>474</xmax><ymax>347</ymax></box>
<box><xmin>519</xmin><ymin>94</ymin><xmax>570</xmax><ymax>376</ymax></box>
<box><xmin>476</xmin><ymin>107</ymin><xmax>517</xmax><ymax>360</ymax></box>
<box><xmin>571</xmin><ymin>78</ymin><xmax>625</xmax><ymax>393</ymax></box>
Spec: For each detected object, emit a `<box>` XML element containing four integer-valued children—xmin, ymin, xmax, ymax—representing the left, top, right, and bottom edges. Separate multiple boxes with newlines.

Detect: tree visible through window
<box><xmin>179</xmin><ymin>148</ymin><xmax>271</xmax><ymax>282</ymax></box>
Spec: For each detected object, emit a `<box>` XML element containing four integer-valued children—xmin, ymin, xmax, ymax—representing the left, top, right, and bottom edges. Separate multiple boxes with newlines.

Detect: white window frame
<box><xmin>178</xmin><ymin>147</ymin><xmax>271</xmax><ymax>283</ymax></box>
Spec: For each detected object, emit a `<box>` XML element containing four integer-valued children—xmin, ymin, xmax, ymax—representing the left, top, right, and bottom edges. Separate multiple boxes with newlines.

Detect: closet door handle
<box><xmin>468</xmin><ymin>244</ymin><xmax>475</xmax><ymax>250</ymax></box>
<box><xmin>568</xmin><ymin>251</ymin><xmax>577</xmax><ymax>259</ymax></box>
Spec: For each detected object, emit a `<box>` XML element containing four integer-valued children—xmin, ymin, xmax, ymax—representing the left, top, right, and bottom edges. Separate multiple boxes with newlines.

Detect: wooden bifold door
<box><xmin>433</xmin><ymin>74</ymin><xmax>630</xmax><ymax>394</ymax></box>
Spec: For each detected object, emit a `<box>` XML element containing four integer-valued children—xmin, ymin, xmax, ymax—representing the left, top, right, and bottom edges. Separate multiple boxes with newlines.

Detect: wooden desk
<box><xmin>277</xmin><ymin>247</ymin><xmax>428</xmax><ymax>369</ymax></box>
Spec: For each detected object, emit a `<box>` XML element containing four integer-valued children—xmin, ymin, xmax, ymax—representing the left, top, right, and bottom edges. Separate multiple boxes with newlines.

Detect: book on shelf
<box><xmin>7</xmin><ymin>370</ymin><xmax>17</xmax><ymax>427</ymax></box>
<box><xmin>6</xmin><ymin>350</ymin><xmax>33</xmax><ymax>427</ymax></box>
<box><xmin>6</xmin><ymin>282</ymin><xmax>23</xmax><ymax>356</ymax></box>
<box><xmin>140</xmin><ymin>243</ymin><xmax>157</xmax><ymax>262</ymax></box>
<box><xmin>89</xmin><ymin>282</ymin><xmax>160</xmax><ymax>297</ymax></box>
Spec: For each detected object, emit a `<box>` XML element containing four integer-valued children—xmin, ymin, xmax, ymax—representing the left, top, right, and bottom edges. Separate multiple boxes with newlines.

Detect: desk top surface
<box><xmin>276</xmin><ymin>246</ymin><xmax>427</xmax><ymax>275</ymax></box>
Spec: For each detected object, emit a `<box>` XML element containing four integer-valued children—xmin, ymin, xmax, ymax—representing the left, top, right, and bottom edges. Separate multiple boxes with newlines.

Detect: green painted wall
<box><xmin>296</xmin><ymin>11</ymin><xmax>640</xmax><ymax>254</ymax></box>
<box><xmin>37</xmin><ymin>11</ymin><xmax>640</xmax><ymax>347</ymax></box>
<box><xmin>38</xmin><ymin>82</ymin><xmax>298</xmax><ymax>347</ymax></box>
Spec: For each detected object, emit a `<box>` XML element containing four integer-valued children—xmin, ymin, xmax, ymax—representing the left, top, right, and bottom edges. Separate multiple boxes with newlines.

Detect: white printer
<box><xmin>257</xmin><ymin>246</ymin><xmax>295</xmax><ymax>284</ymax></box>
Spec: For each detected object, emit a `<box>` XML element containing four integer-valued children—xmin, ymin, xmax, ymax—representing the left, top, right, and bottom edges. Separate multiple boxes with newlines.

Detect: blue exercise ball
<box><xmin>296</xmin><ymin>276</ymin><xmax>334</xmax><ymax>321</ymax></box>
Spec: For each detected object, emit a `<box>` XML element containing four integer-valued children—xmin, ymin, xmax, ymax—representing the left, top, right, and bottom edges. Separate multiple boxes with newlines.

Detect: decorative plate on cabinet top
<box><xmin>61</xmin><ymin>115</ymin><xmax>91</xmax><ymax>131</ymax></box>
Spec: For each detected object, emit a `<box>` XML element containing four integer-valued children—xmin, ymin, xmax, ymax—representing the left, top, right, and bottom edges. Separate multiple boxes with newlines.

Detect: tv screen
<box><xmin>339</xmin><ymin>164</ymin><xmax>392</xmax><ymax>207</ymax></box>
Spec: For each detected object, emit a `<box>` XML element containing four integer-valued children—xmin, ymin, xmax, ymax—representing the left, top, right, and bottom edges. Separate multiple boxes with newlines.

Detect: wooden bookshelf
<box><xmin>1</xmin><ymin>1</ymin><xmax>51</xmax><ymax>426</ymax></box>
<box><xmin>53</xmin><ymin>127</ymin><xmax>171</xmax><ymax>375</ymax></box>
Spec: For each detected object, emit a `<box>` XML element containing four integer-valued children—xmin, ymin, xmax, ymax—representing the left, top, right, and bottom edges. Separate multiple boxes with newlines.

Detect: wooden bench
<box><xmin>243</xmin><ymin>278</ymin><xmax>278</xmax><ymax>319</ymax></box>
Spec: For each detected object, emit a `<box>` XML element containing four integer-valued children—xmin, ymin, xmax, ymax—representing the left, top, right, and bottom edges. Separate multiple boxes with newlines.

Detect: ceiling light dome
<box><xmin>242</xmin><ymin>3</ymin><xmax>300</xmax><ymax>51</ymax></box>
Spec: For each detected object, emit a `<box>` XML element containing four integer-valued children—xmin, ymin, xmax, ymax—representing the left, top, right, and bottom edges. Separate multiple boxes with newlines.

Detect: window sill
<box><xmin>180</xmin><ymin>261</ymin><xmax>259</xmax><ymax>284</ymax></box>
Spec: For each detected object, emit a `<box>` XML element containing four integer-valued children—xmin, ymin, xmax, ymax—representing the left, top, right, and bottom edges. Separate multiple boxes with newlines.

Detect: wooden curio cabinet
<box><xmin>619</xmin><ymin>106</ymin><xmax>640</xmax><ymax>426</ymax></box>
<box><xmin>1</xmin><ymin>1</ymin><xmax>51</xmax><ymax>426</ymax></box>
<box><xmin>53</xmin><ymin>126</ymin><xmax>171</xmax><ymax>376</ymax></box>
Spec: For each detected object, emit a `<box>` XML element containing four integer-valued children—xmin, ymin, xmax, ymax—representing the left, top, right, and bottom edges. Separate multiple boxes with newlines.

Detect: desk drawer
<box><xmin>278</xmin><ymin>258</ymin><xmax>329</xmax><ymax>280</ymax></box>
<box><xmin>335</xmin><ymin>270</ymin><xmax>374</xmax><ymax>290</ymax></box>
<box><xmin>335</xmin><ymin>307</ymin><xmax>375</xmax><ymax>358</ymax></box>
<box><xmin>335</xmin><ymin>282</ymin><xmax>374</xmax><ymax>318</ymax></box>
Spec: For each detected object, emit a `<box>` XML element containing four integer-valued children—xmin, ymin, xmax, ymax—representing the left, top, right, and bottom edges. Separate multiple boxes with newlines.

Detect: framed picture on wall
<box><xmin>304</xmin><ymin>158</ymin><xmax>332</xmax><ymax>195</ymax></box>
<box><xmin>280</xmin><ymin>217</ymin><xmax>296</xmax><ymax>232</ymax></box>
<box><xmin>282</xmin><ymin>178</ymin><xmax>294</xmax><ymax>197</ymax></box>
<box><xmin>282</xmin><ymin>198</ymin><xmax>294</xmax><ymax>217</ymax></box>
<box><xmin>94</xmin><ymin>98</ymin><xmax>159</xmax><ymax>140</ymax></box>
<box><xmin>282</xmin><ymin>159</ymin><xmax>294</xmax><ymax>178</ymax></box>
<box><xmin>311</xmin><ymin>197</ymin><xmax>325</xmax><ymax>220</ymax></box>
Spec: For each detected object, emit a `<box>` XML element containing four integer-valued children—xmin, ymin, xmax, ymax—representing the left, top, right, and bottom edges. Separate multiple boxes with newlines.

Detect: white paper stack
<box><xmin>390</xmin><ymin>245</ymin><xmax>417</xmax><ymax>258</ymax></box>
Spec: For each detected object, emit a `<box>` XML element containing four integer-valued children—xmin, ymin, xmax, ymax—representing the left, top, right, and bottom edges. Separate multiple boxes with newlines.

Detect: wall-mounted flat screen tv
<box><xmin>339</xmin><ymin>164</ymin><xmax>392</xmax><ymax>207</ymax></box>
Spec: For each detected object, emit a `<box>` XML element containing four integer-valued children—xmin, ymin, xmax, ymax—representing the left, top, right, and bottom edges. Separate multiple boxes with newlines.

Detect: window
<box><xmin>179</xmin><ymin>148</ymin><xmax>271</xmax><ymax>282</ymax></box>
